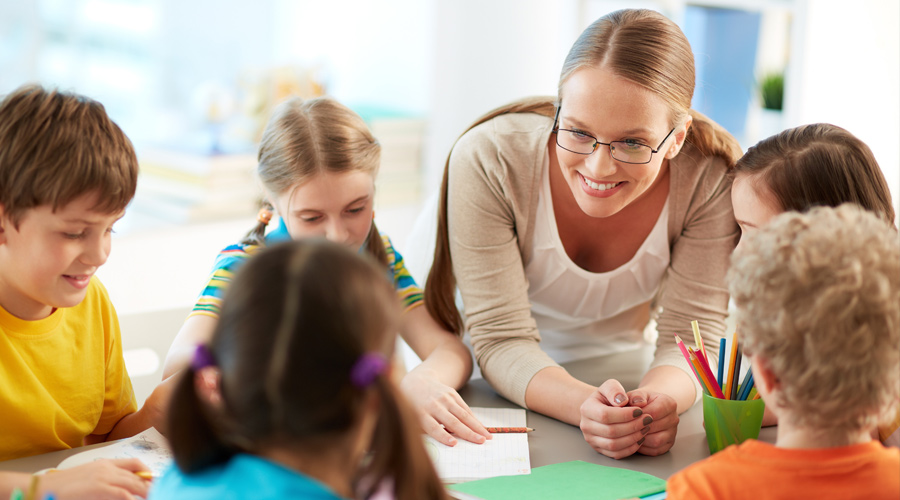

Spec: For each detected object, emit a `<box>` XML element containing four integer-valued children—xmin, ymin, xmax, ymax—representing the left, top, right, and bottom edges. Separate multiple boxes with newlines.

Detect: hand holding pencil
<box><xmin>29</xmin><ymin>459</ymin><xmax>152</xmax><ymax>500</ymax></box>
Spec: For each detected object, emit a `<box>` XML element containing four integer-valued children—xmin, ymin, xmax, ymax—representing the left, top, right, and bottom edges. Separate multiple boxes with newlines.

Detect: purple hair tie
<box><xmin>350</xmin><ymin>353</ymin><xmax>388</xmax><ymax>388</ymax></box>
<box><xmin>192</xmin><ymin>344</ymin><xmax>216</xmax><ymax>370</ymax></box>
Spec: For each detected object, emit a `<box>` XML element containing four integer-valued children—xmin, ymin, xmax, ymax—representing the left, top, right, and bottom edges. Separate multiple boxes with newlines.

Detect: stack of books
<box><xmin>131</xmin><ymin>149</ymin><xmax>260</xmax><ymax>224</ymax></box>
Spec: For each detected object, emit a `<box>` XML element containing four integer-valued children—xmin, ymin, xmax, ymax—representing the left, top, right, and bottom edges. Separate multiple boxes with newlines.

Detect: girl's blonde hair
<box><xmin>426</xmin><ymin>9</ymin><xmax>742</xmax><ymax>334</ymax></box>
<box><xmin>168</xmin><ymin>240</ymin><xmax>448</xmax><ymax>500</ymax></box>
<box><xmin>729</xmin><ymin>205</ymin><xmax>900</xmax><ymax>434</ymax></box>
<box><xmin>243</xmin><ymin>96</ymin><xmax>387</xmax><ymax>265</ymax></box>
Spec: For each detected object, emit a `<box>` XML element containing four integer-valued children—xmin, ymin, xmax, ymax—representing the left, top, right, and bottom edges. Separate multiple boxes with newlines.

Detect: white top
<box><xmin>524</xmin><ymin>160</ymin><xmax>671</xmax><ymax>363</ymax></box>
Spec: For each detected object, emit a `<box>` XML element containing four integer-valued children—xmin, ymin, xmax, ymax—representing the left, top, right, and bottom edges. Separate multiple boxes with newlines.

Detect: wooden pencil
<box><xmin>723</xmin><ymin>332</ymin><xmax>739</xmax><ymax>400</ymax></box>
<box><xmin>691</xmin><ymin>320</ymin><xmax>708</xmax><ymax>364</ymax></box>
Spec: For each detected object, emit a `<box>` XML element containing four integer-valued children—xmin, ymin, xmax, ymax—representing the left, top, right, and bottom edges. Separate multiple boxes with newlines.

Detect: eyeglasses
<box><xmin>552</xmin><ymin>107</ymin><xmax>675</xmax><ymax>165</ymax></box>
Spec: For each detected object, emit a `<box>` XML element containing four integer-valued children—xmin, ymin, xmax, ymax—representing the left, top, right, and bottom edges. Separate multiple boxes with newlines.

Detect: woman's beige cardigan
<box><xmin>446</xmin><ymin>112</ymin><xmax>737</xmax><ymax>407</ymax></box>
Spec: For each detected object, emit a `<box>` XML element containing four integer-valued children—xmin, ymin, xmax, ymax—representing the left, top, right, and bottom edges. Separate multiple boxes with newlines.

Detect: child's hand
<box><xmin>141</xmin><ymin>372</ymin><xmax>181</xmax><ymax>436</ymax></box>
<box><xmin>400</xmin><ymin>370</ymin><xmax>491</xmax><ymax>447</ymax></box>
<box><xmin>39</xmin><ymin>459</ymin><xmax>151</xmax><ymax>500</ymax></box>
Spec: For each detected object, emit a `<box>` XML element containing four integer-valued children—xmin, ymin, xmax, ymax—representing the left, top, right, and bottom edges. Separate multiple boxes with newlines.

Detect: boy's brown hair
<box><xmin>728</xmin><ymin>205</ymin><xmax>900</xmax><ymax>435</ymax></box>
<box><xmin>0</xmin><ymin>84</ymin><xmax>138</xmax><ymax>226</ymax></box>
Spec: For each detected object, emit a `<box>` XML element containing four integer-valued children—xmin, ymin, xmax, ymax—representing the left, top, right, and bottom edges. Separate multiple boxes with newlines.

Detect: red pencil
<box><xmin>486</xmin><ymin>427</ymin><xmax>534</xmax><ymax>433</ymax></box>
<box><xmin>690</xmin><ymin>347</ymin><xmax>726</xmax><ymax>399</ymax></box>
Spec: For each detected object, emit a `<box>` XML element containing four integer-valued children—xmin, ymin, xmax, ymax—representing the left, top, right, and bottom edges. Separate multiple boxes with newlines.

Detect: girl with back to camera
<box><xmin>149</xmin><ymin>239</ymin><xmax>449</xmax><ymax>500</ymax></box>
<box><xmin>163</xmin><ymin>97</ymin><xmax>489</xmax><ymax>447</ymax></box>
<box><xmin>729</xmin><ymin>122</ymin><xmax>898</xmax><ymax>443</ymax></box>
<box><xmin>427</xmin><ymin>8</ymin><xmax>742</xmax><ymax>459</ymax></box>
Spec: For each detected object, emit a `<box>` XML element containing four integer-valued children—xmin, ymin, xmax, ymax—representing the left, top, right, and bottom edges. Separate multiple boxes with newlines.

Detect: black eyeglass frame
<box><xmin>551</xmin><ymin>107</ymin><xmax>676</xmax><ymax>165</ymax></box>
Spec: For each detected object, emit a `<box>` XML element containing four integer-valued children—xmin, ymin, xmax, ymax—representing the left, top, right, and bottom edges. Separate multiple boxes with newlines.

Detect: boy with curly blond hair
<box><xmin>668</xmin><ymin>204</ymin><xmax>899</xmax><ymax>499</ymax></box>
<box><xmin>0</xmin><ymin>85</ymin><xmax>165</xmax><ymax>499</ymax></box>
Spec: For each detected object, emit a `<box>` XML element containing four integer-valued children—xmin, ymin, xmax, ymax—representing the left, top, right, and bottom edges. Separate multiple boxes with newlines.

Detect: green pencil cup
<box><xmin>702</xmin><ymin>393</ymin><xmax>765</xmax><ymax>455</ymax></box>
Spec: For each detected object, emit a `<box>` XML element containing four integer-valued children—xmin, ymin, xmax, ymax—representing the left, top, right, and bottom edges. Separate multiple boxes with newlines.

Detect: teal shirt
<box><xmin>149</xmin><ymin>454</ymin><xmax>345</xmax><ymax>500</ymax></box>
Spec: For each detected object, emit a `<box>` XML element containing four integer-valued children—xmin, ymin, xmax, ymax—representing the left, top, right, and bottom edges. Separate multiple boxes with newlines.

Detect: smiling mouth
<box><xmin>579</xmin><ymin>173</ymin><xmax>624</xmax><ymax>191</ymax></box>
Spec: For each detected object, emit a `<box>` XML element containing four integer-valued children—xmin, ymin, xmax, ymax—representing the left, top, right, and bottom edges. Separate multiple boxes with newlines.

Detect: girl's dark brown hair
<box><xmin>241</xmin><ymin>96</ymin><xmax>387</xmax><ymax>266</ymax></box>
<box><xmin>167</xmin><ymin>240</ymin><xmax>447</xmax><ymax>500</ymax></box>
<box><xmin>734</xmin><ymin>123</ymin><xmax>895</xmax><ymax>225</ymax></box>
<box><xmin>426</xmin><ymin>8</ymin><xmax>742</xmax><ymax>334</ymax></box>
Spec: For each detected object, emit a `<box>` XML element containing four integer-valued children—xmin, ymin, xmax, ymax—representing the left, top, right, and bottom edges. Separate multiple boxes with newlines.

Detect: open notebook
<box><xmin>425</xmin><ymin>407</ymin><xmax>531</xmax><ymax>483</ymax></box>
<box><xmin>56</xmin><ymin>427</ymin><xmax>172</xmax><ymax>476</ymax></box>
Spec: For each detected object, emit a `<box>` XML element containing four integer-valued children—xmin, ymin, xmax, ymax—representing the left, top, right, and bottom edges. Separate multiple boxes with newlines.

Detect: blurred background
<box><xmin>1</xmin><ymin>0</ymin><xmax>898</xmax><ymax>398</ymax></box>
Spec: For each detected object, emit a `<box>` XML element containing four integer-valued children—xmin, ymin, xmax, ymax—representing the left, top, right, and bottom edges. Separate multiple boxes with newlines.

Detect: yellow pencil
<box><xmin>135</xmin><ymin>471</ymin><xmax>156</xmax><ymax>481</ymax></box>
<box><xmin>691</xmin><ymin>320</ymin><xmax>708</xmax><ymax>364</ymax></box>
<box><xmin>723</xmin><ymin>332</ymin><xmax>739</xmax><ymax>400</ymax></box>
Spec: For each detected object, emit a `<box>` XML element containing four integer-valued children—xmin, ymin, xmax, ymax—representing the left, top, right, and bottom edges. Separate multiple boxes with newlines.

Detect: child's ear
<box><xmin>194</xmin><ymin>367</ymin><xmax>224</xmax><ymax>410</ymax></box>
<box><xmin>750</xmin><ymin>354</ymin><xmax>780</xmax><ymax>398</ymax></box>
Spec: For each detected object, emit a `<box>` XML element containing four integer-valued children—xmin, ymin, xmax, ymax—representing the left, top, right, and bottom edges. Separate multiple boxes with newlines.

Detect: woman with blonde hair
<box><xmin>426</xmin><ymin>8</ymin><xmax>742</xmax><ymax>458</ymax></box>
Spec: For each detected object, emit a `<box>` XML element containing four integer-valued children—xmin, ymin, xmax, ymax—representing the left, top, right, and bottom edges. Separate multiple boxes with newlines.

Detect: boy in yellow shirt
<box><xmin>667</xmin><ymin>205</ymin><xmax>899</xmax><ymax>499</ymax></box>
<box><xmin>0</xmin><ymin>85</ymin><xmax>164</xmax><ymax>499</ymax></box>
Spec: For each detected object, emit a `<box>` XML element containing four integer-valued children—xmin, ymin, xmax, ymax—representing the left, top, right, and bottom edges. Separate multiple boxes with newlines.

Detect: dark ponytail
<box><xmin>166</xmin><ymin>365</ymin><xmax>238</xmax><ymax>473</ymax></box>
<box><xmin>362</xmin><ymin>378</ymin><xmax>448</xmax><ymax>500</ymax></box>
<box><xmin>425</xmin><ymin>96</ymin><xmax>557</xmax><ymax>335</ymax></box>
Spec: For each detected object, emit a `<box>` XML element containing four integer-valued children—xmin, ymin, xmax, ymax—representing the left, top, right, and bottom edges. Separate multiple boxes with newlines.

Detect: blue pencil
<box><xmin>737</xmin><ymin>369</ymin><xmax>755</xmax><ymax>401</ymax></box>
<box><xmin>717</xmin><ymin>337</ymin><xmax>726</xmax><ymax>388</ymax></box>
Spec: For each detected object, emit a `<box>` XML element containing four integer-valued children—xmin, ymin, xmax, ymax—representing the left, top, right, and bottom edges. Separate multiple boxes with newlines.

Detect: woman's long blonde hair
<box><xmin>426</xmin><ymin>9</ymin><xmax>742</xmax><ymax>334</ymax></box>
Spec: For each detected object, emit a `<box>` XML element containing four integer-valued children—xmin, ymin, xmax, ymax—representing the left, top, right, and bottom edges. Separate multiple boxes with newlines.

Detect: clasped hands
<box><xmin>579</xmin><ymin>379</ymin><xmax>679</xmax><ymax>459</ymax></box>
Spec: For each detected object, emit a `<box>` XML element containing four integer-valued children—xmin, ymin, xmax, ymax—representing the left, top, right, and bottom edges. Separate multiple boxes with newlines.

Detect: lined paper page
<box><xmin>425</xmin><ymin>407</ymin><xmax>531</xmax><ymax>483</ymax></box>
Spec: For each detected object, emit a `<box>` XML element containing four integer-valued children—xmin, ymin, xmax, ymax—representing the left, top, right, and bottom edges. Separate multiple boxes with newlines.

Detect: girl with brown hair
<box><xmin>426</xmin><ymin>9</ymin><xmax>742</xmax><ymax>459</ymax></box>
<box><xmin>163</xmin><ymin>96</ymin><xmax>489</xmax><ymax>447</ymax></box>
<box><xmin>731</xmin><ymin>122</ymin><xmax>895</xmax><ymax>248</ymax></box>
<box><xmin>150</xmin><ymin>240</ymin><xmax>448</xmax><ymax>500</ymax></box>
<box><xmin>730</xmin><ymin>122</ymin><xmax>897</xmax><ymax>441</ymax></box>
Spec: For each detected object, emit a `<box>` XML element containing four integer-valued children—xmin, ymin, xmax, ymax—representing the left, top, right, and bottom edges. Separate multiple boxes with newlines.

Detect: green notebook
<box><xmin>448</xmin><ymin>460</ymin><xmax>666</xmax><ymax>500</ymax></box>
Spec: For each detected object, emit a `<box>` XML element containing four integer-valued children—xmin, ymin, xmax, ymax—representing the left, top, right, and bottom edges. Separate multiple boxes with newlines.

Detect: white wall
<box><xmin>422</xmin><ymin>0</ymin><xmax>582</xmax><ymax>193</ymax></box>
<box><xmin>272</xmin><ymin>0</ymin><xmax>433</xmax><ymax>115</ymax></box>
<box><xmin>787</xmin><ymin>0</ymin><xmax>900</xmax><ymax>219</ymax></box>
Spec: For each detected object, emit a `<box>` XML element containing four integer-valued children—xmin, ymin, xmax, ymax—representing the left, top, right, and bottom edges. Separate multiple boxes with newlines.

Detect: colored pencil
<box><xmin>747</xmin><ymin>387</ymin><xmax>758</xmax><ymax>401</ymax></box>
<box><xmin>675</xmin><ymin>334</ymin><xmax>706</xmax><ymax>392</ymax></box>
<box><xmin>751</xmin><ymin>391</ymin><xmax>761</xmax><ymax>400</ymax></box>
<box><xmin>717</xmin><ymin>337</ymin><xmax>726</xmax><ymax>388</ymax></box>
<box><xmin>723</xmin><ymin>332</ymin><xmax>739</xmax><ymax>400</ymax></box>
<box><xmin>687</xmin><ymin>349</ymin><xmax>712</xmax><ymax>396</ymax></box>
<box><xmin>691</xmin><ymin>320</ymin><xmax>708</xmax><ymax>364</ymax></box>
<box><xmin>690</xmin><ymin>347</ymin><xmax>725</xmax><ymax>399</ymax></box>
<box><xmin>737</xmin><ymin>370</ymin><xmax>755</xmax><ymax>401</ymax></box>
<box><xmin>485</xmin><ymin>427</ymin><xmax>534</xmax><ymax>433</ymax></box>
<box><xmin>730</xmin><ymin>341</ymin><xmax>743</xmax><ymax>401</ymax></box>
<box><xmin>135</xmin><ymin>471</ymin><xmax>157</xmax><ymax>481</ymax></box>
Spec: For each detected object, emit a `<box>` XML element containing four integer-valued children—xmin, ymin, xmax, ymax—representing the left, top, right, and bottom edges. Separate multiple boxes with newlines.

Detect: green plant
<box><xmin>759</xmin><ymin>72</ymin><xmax>784</xmax><ymax>111</ymax></box>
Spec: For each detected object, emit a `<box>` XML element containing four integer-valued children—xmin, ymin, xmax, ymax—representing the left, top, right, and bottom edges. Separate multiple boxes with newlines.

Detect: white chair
<box><xmin>118</xmin><ymin>306</ymin><xmax>191</xmax><ymax>406</ymax></box>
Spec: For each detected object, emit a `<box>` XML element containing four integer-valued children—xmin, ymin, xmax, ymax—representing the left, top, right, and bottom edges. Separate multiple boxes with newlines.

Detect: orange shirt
<box><xmin>667</xmin><ymin>440</ymin><xmax>899</xmax><ymax>500</ymax></box>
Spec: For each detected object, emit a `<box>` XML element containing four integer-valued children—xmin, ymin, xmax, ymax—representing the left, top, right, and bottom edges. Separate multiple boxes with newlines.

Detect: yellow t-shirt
<box><xmin>0</xmin><ymin>278</ymin><xmax>137</xmax><ymax>460</ymax></box>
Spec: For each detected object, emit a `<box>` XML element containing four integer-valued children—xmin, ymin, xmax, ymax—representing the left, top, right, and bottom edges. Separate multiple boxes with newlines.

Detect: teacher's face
<box><xmin>555</xmin><ymin>66</ymin><xmax>684</xmax><ymax>218</ymax></box>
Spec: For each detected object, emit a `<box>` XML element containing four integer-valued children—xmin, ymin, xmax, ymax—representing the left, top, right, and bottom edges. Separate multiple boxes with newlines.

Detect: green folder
<box><xmin>448</xmin><ymin>460</ymin><xmax>666</xmax><ymax>500</ymax></box>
